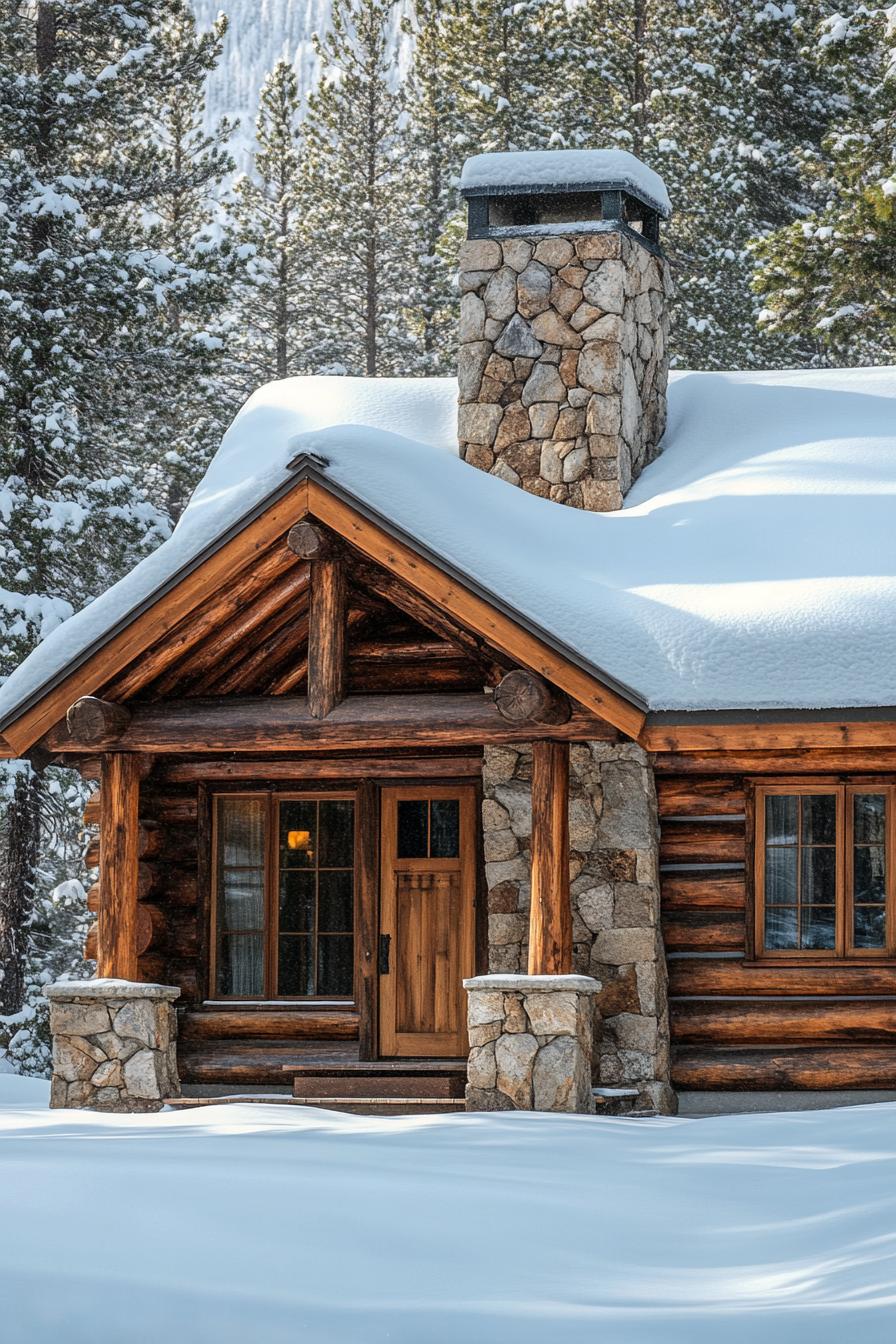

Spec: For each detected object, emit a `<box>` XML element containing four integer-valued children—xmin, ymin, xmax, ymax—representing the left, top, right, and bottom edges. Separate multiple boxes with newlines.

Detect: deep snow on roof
<box><xmin>459</xmin><ymin>149</ymin><xmax>672</xmax><ymax>217</ymax></box>
<box><xmin>3</xmin><ymin>365</ymin><xmax>896</xmax><ymax>729</ymax></box>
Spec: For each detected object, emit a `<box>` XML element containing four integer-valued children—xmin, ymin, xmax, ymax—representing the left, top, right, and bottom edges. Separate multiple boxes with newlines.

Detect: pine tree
<box><xmin>753</xmin><ymin>7</ymin><xmax>896</xmax><ymax>363</ymax></box>
<box><xmin>125</xmin><ymin>1</ymin><xmax>239</xmax><ymax>516</ymax></box>
<box><xmin>558</xmin><ymin>0</ymin><xmax>839</xmax><ymax>369</ymax></box>
<box><xmin>227</xmin><ymin>60</ymin><xmax>310</xmax><ymax>388</ymax></box>
<box><xmin>300</xmin><ymin>0</ymin><xmax>418</xmax><ymax>376</ymax></box>
<box><xmin>402</xmin><ymin>0</ymin><xmax>459</xmax><ymax>373</ymax></box>
<box><xmin>0</xmin><ymin>0</ymin><xmax>233</xmax><ymax>1038</ymax></box>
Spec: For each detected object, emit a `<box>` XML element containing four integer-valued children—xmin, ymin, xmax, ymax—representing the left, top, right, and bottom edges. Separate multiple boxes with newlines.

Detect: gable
<box><xmin>0</xmin><ymin>467</ymin><xmax>643</xmax><ymax>756</ymax></box>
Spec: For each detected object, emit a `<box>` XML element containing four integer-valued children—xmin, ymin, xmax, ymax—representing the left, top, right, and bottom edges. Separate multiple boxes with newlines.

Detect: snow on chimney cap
<box><xmin>460</xmin><ymin>149</ymin><xmax>671</xmax><ymax>219</ymax></box>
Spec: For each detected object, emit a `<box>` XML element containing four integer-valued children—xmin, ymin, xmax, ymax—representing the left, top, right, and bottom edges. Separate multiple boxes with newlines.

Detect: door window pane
<box><xmin>430</xmin><ymin>800</ymin><xmax>460</xmax><ymax>858</ymax></box>
<box><xmin>397</xmin><ymin>800</ymin><xmax>428</xmax><ymax>857</ymax></box>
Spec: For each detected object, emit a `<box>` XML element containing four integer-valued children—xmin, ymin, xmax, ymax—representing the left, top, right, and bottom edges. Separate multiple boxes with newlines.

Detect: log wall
<box><xmin>657</xmin><ymin>770</ymin><xmax>896</xmax><ymax>1089</ymax></box>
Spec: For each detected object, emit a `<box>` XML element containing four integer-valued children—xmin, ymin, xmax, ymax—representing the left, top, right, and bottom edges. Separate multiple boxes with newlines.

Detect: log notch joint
<box><xmin>494</xmin><ymin>669</ymin><xmax>571</xmax><ymax>726</ymax></box>
<box><xmin>287</xmin><ymin>520</ymin><xmax>345</xmax><ymax>719</ymax></box>
<box><xmin>66</xmin><ymin>696</ymin><xmax>130</xmax><ymax>745</ymax></box>
<box><xmin>528</xmin><ymin>739</ymin><xmax>572</xmax><ymax>975</ymax></box>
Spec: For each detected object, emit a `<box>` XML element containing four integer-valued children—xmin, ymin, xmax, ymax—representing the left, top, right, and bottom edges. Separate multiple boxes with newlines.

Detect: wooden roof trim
<box><xmin>642</xmin><ymin>718</ymin><xmax>896</xmax><ymax>753</ymax></box>
<box><xmin>303</xmin><ymin>481</ymin><xmax>647</xmax><ymax>740</ymax></box>
<box><xmin>0</xmin><ymin>480</ymin><xmax>311</xmax><ymax>755</ymax></box>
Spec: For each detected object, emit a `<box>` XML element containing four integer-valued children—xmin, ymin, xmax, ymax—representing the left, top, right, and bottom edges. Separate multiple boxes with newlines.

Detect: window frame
<box><xmin>209</xmin><ymin>788</ymin><xmax>358</xmax><ymax>1003</ymax></box>
<box><xmin>750</xmin><ymin>780</ymin><xmax>896</xmax><ymax>962</ymax></box>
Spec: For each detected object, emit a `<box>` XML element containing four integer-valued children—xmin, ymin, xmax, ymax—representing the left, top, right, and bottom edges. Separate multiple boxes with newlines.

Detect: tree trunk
<box><xmin>0</xmin><ymin>770</ymin><xmax>43</xmax><ymax>1015</ymax></box>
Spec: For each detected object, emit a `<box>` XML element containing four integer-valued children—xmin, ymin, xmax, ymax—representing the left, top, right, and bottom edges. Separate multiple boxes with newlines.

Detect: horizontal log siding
<box><xmin>657</xmin><ymin>772</ymin><xmax>896</xmax><ymax>1090</ymax></box>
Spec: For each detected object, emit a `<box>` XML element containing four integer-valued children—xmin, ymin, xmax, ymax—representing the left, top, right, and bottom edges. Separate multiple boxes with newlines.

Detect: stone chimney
<box><xmin>457</xmin><ymin>150</ymin><xmax>672</xmax><ymax>510</ymax></box>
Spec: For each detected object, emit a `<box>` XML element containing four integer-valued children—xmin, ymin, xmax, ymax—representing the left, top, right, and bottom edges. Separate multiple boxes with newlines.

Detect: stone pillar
<box><xmin>458</xmin><ymin>229</ymin><xmax>671</xmax><ymax>511</ymax></box>
<box><xmin>464</xmin><ymin>973</ymin><xmax>600</xmax><ymax>1113</ymax></box>
<box><xmin>480</xmin><ymin>740</ymin><xmax>676</xmax><ymax>1115</ymax></box>
<box><xmin>45</xmin><ymin>979</ymin><xmax>180</xmax><ymax>1112</ymax></box>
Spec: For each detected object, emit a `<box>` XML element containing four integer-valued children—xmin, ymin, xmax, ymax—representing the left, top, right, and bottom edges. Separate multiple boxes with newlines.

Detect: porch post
<box><xmin>528</xmin><ymin>739</ymin><xmax>572</xmax><ymax>974</ymax></box>
<box><xmin>97</xmin><ymin>752</ymin><xmax>141</xmax><ymax>980</ymax></box>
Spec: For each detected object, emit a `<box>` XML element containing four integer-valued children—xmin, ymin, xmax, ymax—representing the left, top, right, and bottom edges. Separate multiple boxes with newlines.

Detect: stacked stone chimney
<box><xmin>458</xmin><ymin>151</ymin><xmax>672</xmax><ymax>511</ymax></box>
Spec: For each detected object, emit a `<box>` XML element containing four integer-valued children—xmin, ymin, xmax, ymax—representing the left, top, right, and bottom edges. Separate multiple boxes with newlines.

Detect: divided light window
<box><xmin>212</xmin><ymin>793</ymin><xmax>355</xmax><ymax>999</ymax></box>
<box><xmin>754</xmin><ymin>784</ymin><xmax>896</xmax><ymax>960</ymax></box>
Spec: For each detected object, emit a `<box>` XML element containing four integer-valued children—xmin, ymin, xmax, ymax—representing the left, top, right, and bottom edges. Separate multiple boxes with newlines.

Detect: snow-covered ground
<box><xmin>2</xmin><ymin>1075</ymin><xmax>895</xmax><ymax>1343</ymax></box>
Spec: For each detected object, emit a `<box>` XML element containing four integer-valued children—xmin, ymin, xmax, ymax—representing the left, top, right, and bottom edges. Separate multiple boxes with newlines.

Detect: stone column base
<box><xmin>464</xmin><ymin>973</ymin><xmax>600</xmax><ymax>1113</ymax></box>
<box><xmin>44</xmin><ymin>979</ymin><xmax>180</xmax><ymax>1112</ymax></box>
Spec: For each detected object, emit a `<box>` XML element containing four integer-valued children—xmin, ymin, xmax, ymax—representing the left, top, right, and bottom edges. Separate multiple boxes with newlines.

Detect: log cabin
<box><xmin>5</xmin><ymin>149</ymin><xmax>896</xmax><ymax>1114</ymax></box>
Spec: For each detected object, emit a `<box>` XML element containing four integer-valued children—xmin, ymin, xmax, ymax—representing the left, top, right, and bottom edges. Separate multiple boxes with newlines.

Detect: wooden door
<box><xmin>379</xmin><ymin>785</ymin><xmax>477</xmax><ymax>1057</ymax></box>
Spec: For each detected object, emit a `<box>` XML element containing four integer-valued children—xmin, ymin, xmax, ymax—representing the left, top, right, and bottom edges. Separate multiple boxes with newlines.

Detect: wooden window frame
<box><xmin>209</xmin><ymin>788</ymin><xmax>358</xmax><ymax>1003</ymax></box>
<box><xmin>749</xmin><ymin>780</ymin><xmax>896</xmax><ymax>963</ymax></box>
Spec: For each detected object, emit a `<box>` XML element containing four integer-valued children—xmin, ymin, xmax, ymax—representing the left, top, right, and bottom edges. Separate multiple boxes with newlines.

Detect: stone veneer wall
<box><xmin>482</xmin><ymin>741</ymin><xmax>675</xmax><ymax>1113</ymax></box>
<box><xmin>457</xmin><ymin>229</ymin><xmax>672</xmax><ymax>510</ymax></box>
<box><xmin>45</xmin><ymin>979</ymin><xmax>180</xmax><ymax>1112</ymax></box>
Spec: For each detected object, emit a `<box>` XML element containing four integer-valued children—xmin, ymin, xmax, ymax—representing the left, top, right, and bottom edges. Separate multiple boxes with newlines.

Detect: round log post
<box><xmin>66</xmin><ymin>697</ymin><xmax>130</xmax><ymax>744</ymax></box>
<box><xmin>494</xmin><ymin>669</ymin><xmax>571</xmax><ymax>726</ymax></box>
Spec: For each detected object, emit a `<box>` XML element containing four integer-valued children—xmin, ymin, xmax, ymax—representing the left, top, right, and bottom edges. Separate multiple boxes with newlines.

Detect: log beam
<box><xmin>97</xmin><ymin>753</ymin><xmax>141</xmax><ymax>979</ymax></box>
<box><xmin>528</xmin><ymin>740</ymin><xmax>572</xmax><ymax>975</ymax></box>
<box><xmin>494</xmin><ymin>669</ymin><xmax>571</xmax><ymax>726</ymax></box>
<box><xmin>66</xmin><ymin>697</ymin><xmax>130</xmax><ymax>745</ymax></box>
<box><xmin>287</xmin><ymin>520</ymin><xmax>339</xmax><ymax>560</ymax></box>
<box><xmin>48</xmin><ymin>693</ymin><xmax>616</xmax><ymax>754</ymax></box>
<box><xmin>308</xmin><ymin>555</ymin><xmax>346</xmax><ymax>718</ymax></box>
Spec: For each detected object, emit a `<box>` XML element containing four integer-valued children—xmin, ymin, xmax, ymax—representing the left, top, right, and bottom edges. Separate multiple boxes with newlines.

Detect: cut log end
<box><xmin>287</xmin><ymin>520</ymin><xmax>338</xmax><ymax>561</ymax></box>
<box><xmin>66</xmin><ymin>697</ymin><xmax>130</xmax><ymax>745</ymax></box>
<box><xmin>493</xmin><ymin>669</ymin><xmax>571</xmax><ymax>726</ymax></box>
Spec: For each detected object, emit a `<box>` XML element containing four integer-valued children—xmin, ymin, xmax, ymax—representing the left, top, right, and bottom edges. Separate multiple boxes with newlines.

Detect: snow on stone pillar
<box><xmin>457</xmin><ymin>149</ymin><xmax>673</xmax><ymax>511</ymax></box>
<box><xmin>45</xmin><ymin>979</ymin><xmax>180</xmax><ymax>1112</ymax></box>
<box><xmin>464</xmin><ymin>973</ymin><xmax>600</xmax><ymax>1112</ymax></box>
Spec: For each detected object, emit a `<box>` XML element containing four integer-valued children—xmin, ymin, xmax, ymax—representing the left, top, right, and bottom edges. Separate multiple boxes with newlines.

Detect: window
<box><xmin>753</xmin><ymin>784</ymin><xmax>895</xmax><ymax>959</ymax></box>
<box><xmin>212</xmin><ymin>793</ymin><xmax>355</xmax><ymax>999</ymax></box>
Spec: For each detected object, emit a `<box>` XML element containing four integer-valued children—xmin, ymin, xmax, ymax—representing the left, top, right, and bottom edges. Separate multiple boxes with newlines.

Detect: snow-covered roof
<box><xmin>460</xmin><ymin>150</ymin><xmax>672</xmax><ymax>218</ymax></box>
<box><xmin>3</xmin><ymin>365</ymin><xmax>896</xmax><ymax>731</ymax></box>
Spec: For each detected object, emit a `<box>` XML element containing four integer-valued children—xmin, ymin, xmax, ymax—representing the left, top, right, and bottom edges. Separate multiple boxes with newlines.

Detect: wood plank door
<box><xmin>379</xmin><ymin>785</ymin><xmax>477</xmax><ymax>1057</ymax></box>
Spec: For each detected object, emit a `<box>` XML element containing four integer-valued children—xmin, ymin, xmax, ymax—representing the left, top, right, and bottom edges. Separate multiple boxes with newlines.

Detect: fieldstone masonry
<box><xmin>465</xmin><ymin>974</ymin><xmax>600</xmax><ymax>1112</ymax></box>
<box><xmin>458</xmin><ymin>228</ymin><xmax>672</xmax><ymax>510</ymax></box>
<box><xmin>481</xmin><ymin>741</ymin><xmax>675</xmax><ymax>1113</ymax></box>
<box><xmin>45</xmin><ymin>979</ymin><xmax>180</xmax><ymax>1112</ymax></box>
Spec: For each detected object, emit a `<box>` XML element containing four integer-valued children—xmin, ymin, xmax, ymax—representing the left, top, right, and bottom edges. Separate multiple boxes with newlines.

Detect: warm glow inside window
<box><xmin>213</xmin><ymin>793</ymin><xmax>355</xmax><ymax>998</ymax></box>
<box><xmin>754</xmin><ymin>784</ymin><xmax>894</xmax><ymax>959</ymax></box>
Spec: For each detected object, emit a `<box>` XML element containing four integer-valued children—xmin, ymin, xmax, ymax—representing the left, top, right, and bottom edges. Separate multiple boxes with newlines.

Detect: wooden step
<box><xmin>292</xmin><ymin>1073</ymin><xmax>465</xmax><ymax>1100</ymax></box>
<box><xmin>287</xmin><ymin>1056</ymin><xmax>465</xmax><ymax>1076</ymax></box>
<box><xmin>164</xmin><ymin>1094</ymin><xmax>465</xmax><ymax>1116</ymax></box>
<box><xmin>178</xmin><ymin>1039</ymin><xmax>355</xmax><ymax>1085</ymax></box>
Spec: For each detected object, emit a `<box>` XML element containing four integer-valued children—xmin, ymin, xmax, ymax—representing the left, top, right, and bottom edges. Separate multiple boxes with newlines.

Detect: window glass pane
<box><xmin>801</xmin><ymin>906</ymin><xmax>836</xmax><ymax>950</ymax></box>
<box><xmin>430</xmin><ymin>799</ymin><xmax>460</xmax><ymax>858</ymax></box>
<box><xmin>219</xmin><ymin>797</ymin><xmax>265</xmax><ymax>866</ymax></box>
<box><xmin>279</xmin><ymin>936</ymin><xmax>313</xmax><ymax>995</ymax></box>
<box><xmin>220</xmin><ymin>870</ymin><xmax>264</xmax><ymax>931</ymax></box>
<box><xmin>802</xmin><ymin>794</ymin><xmax>836</xmax><ymax>846</ymax></box>
<box><xmin>279</xmin><ymin>870</ymin><xmax>315</xmax><ymax>933</ymax></box>
<box><xmin>397</xmin><ymin>800</ymin><xmax>428</xmax><ymax>857</ymax></box>
<box><xmin>802</xmin><ymin>845</ymin><xmax>836</xmax><ymax>905</ymax></box>
<box><xmin>218</xmin><ymin>934</ymin><xmax>263</xmax><ymax>996</ymax></box>
<box><xmin>766</xmin><ymin>795</ymin><xmax>797</xmax><ymax>844</ymax></box>
<box><xmin>854</xmin><ymin>794</ymin><xmax>886</xmax><ymax>844</ymax></box>
<box><xmin>318</xmin><ymin>935</ymin><xmax>353</xmax><ymax>996</ymax></box>
<box><xmin>318</xmin><ymin>800</ymin><xmax>354</xmax><ymax>867</ymax></box>
<box><xmin>318</xmin><ymin>870</ymin><xmax>353</xmax><ymax>932</ymax></box>
<box><xmin>854</xmin><ymin>906</ymin><xmax>887</xmax><ymax>950</ymax></box>
<box><xmin>854</xmin><ymin>845</ymin><xmax>886</xmax><ymax>904</ymax></box>
<box><xmin>765</xmin><ymin>846</ymin><xmax>797</xmax><ymax>904</ymax></box>
<box><xmin>765</xmin><ymin>906</ymin><xmax>798</xmax><ymax>950</ymax></box>
<box><xmin>279</xmin><ymin>799</ymin><xmax>316</xmax><ymax>868</ymax></box>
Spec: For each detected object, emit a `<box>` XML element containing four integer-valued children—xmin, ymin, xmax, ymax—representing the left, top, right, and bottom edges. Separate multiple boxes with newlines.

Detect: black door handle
<box><xmin>378</xmin><ymin>933</ymin><xmax>391</xmax><ymax>975</ymax></box>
